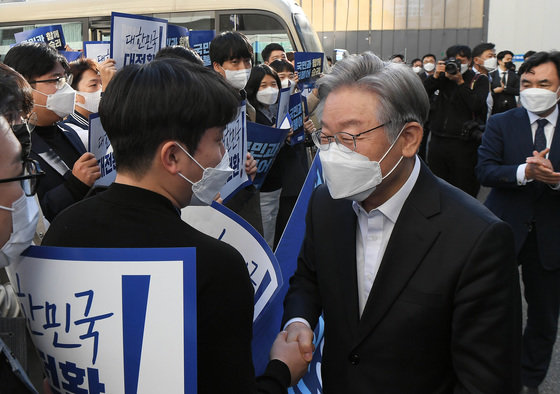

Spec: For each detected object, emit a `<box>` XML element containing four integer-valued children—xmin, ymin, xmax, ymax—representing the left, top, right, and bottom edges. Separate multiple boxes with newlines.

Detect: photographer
<box><xmin>423</xmin><ymin>45</ymin><xmax>489</xmax><ymax>197</ymax></box>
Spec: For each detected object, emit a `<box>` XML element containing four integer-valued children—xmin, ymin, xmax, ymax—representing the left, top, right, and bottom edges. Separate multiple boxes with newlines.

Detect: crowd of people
<box><xmin>1</xmin><ymin>31</ymin><xmax>559</xmax><ymax>394</ymax></box>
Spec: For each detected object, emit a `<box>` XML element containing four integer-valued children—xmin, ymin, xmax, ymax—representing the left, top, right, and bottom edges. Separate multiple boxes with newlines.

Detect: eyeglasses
<box><xmin>311</xmin><ymin>122</ymin><xmax>389</xmax><ymax>153</ymax></box>
<box><xmin>29</xmin><ymin>74</ymin><xmax>73</xmax><ymax>90</ymax></box>
<box><xmin>0</xmin><ymin>159</ymin><xmax>45</xmax><ymax>196</ymax></box>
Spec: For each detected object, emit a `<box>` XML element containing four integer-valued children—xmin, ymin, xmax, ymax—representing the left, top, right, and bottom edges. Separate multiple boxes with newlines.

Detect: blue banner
<box><xmin>288</xmin><ymin>92</ymin><xmax>305</xmax><ymax>145</ymax></box>
<box><xmin>110</xmin><ymin>12</ymin><xmax>168</xmax><ymax>69</ymax></box>
<box><xmin>246</xmin><ymin>121</ymin><xmax>291</xmax><ymax>189</ymax></box>
<box><xmin>189</xmin><ymin>30</ymin><xmax>215</xmax><ymax>67</ymax></box>
<box><xmin>251</xmin><ymin>154</ymin><xmax>324</xmax><ymax>394</ymax></box>
<box><xmin>14</xmin><ymin>25</ymin><xmax>66</xmax><ymax>50</ymax></box>
<box><xmin>294</xmin><ymin>52</ymin><xmax>324</xmax><ymax>91</ymax></box>
<box><xmin>167</xmin><ymin>24</ymin><xmax>190</xmax><ymax>47</ymax></box>
<box><xmin>59</xmin><ymin>50</ymin><xmax>82</xmax><ymax>62</ymax></box>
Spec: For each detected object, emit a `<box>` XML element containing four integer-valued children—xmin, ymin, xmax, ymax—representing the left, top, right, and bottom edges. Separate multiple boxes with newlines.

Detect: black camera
<box><xmin>505</xmin><ymin>61</ymin><xmax>516</xmax><ymax>72</ymax></box>
<box><xmin>444</xmin><ymin>57</ymin><xmax>462</xmax><ymax>75</ymax></box>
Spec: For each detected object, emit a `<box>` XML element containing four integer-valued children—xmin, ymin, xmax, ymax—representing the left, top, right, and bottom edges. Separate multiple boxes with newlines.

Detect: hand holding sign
<box><xmin>99</xmin><ymin>59</ymin><xmax>117</xmax><ymax>92</ymax></box>
<box><xmin>72</xmin><ymin>152</ymin><xmax>101</xmax><ymax>187</ymax></box>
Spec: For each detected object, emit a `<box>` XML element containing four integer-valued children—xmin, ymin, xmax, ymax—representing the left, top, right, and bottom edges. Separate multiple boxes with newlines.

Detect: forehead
<box><xmin>522</xmin><ymin>62</ymin><xmax>559</xmax><ymax>82</ymax></box>
<box><xmin>423</xmin><ymin>56</ymin><xmax>435</xmax><ymax>62</ymax></box>
<box><xmin>479</xmin><ymin>49</ymin><xmax>496</xmax><ymax>58</ymax></box>
<box><xmin>35</xmin><ymin>62</ymin><xmax>65</xmax><ymax>80</ymax></box>
<box><xmin>323</xmin><ymin>87</ymin><xmax>380</xmax><ymax>129</ymax></box>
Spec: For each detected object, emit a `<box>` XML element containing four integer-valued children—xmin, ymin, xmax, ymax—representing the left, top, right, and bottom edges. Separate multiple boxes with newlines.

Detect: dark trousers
<box><xmin>519</xmin><ymin>228</ymin><xmax>560</xmax><ymax>387</ymax></box>
<box><xmin>427</xmin><ymin>135</ymin><xmax>480</xmax><ymax>197</ymax></box>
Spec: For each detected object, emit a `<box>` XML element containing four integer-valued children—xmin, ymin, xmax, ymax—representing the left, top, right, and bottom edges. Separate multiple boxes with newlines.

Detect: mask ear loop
<box><xmin>0</xmin><ymin>205</ymin><xmax>15</xmax><ymax>212</ymax></box>
<box><xmin>378</xmin><ymin>123</ymin><xmax>408</xmax><ymax>180</ymax></box>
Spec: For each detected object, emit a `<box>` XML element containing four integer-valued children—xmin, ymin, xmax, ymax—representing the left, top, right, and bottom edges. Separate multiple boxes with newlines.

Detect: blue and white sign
<box><xmin>220</xmin><ymin>102</ymin><xmax>251</xmax><ymax>202</ymax></box>
<box><xmin>84</xmin><ymin>41</ymin><xmax>111</xmax><ymax>63</ymax></box>
<box><xmin>189</xmin><ymin>30</ymin><xmax>215</xmax><ymax>67</ymax></box>
<box><xmin>295</xmin><ymin>52</ymin><xmax>323</xmax><ymax>91</ymax></box>
<box><xmin>59</xmin><ymin>51</ymin><xmax>82</xmax><ymax>62</ymax></box>
<box><xmin>14</xmin><ymin>25</ymin><xmax>66</xmax><ymax>50</ymax></box>
<box><xmin>110</xmin><ymin>12</ymin><xmax>168</xmax><ymax>69</ymax></box>
<box><xmin>181</xmin><ymin>202</ymin><xmax>281</xmax><ymax>322</ymax></box>
<box><xmin>167</xmin><ymin>25</ymin><xmax>190</xmax><ymax>48</ymax></box>
<box><xmin>288</xmin><ymin>92</ymin><xmax>305</xmax><ymax>145</ymax></box>
<box><xmin>5</xmin><ymin>246</ymin><xmax>197</xmax><ymax>394</ymax></box>
<box><xmin>89</xmin><ymin>114</ymin><xmax>116</xmax><ymax>187</ymax></box>
<box><xmin>275</xmin><ymin>87</ymin><xmax>291</xmax><ymax>129</ymax></box>
<box><xmin>247</xmin><ymin>122</ymin><xmax>291</xmax><ymax>189</ymax></box>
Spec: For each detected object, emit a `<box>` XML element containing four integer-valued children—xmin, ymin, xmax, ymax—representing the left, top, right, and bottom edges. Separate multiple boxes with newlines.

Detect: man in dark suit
<box><xmin>282</xmin><ymin>52</ymin><xmax>521</xmax><ymax>393</ymax></box>
<box><xmin>42</xmin><ymin>58</ymin><xmax>308</xmax><ymax>393</ymax></box>
<box><xmin>490</xmin><ymin>50</ymin><xmax>520</xmax><ymax>115</ymax></box>
<box><xmin>477</xmin><ymin>51</ymin><xmax>560</xmax><ymax>394</ymax></box>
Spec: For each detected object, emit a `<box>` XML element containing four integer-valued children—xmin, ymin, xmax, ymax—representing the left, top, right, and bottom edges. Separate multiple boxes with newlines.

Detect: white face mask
<box><xmin>520</xmin><ymin>88</ymin><xmax>560</xmax><ymax>115</ymax></box>
<box><xmin>257</xmin><ymin>87</ymin><xmax>279</xmax><ymax>105</ymax></box>
<box><xmin>319</xmin><ymin>126</ymin><xmax>405</xmax><ymax>201</ymax></box>
<box><xmin>423</xmin><ymin>62</ymin><xmax>435</xmax><ymax>72</ymax></box>
<box><xmin>76</xmin><ymin>89</ymin><xmax>102</xmax><ymax>113</ymax></box>
<box><xmin>223</xmin><ymin>68</ymin><xmax>251</xmax><ymax>90</ymax></box>
<box><xmin>175</xmin><ymin>143</ymin><xmax>234</xmax><ymax>206</ymax></box>
<box><xmin>34</xmin><ymin>83</ymin><xmax>76</xmax><ymax>118</ymax></box>
<box><xmin>0</xmin><ymin>193</ymin><xmax>40</xmax><ymax>267</ymax></box>
<box><xmin>483</xmin><ymin>57</ymin><xmax>497</xmax><ymax>72</ymax></box>
<box><xmin>460</xmin><ymin>63</ymin><xmax>469</xmax><ymax>74</ymax></box>
<box><xmin>281</xmin><ymin>79</ymin><xmax>290</xmax><ymax>89</ymax></box>
<box><xmin>412</xmin><ymin>66</ymin><xmax>423</xmax><ymax>74</ymax></box>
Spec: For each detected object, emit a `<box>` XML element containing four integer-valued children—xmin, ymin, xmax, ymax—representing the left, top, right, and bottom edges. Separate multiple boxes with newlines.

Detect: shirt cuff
<box><xmin>549</xmin><ymin>182</ymin><xmax>560</xmax><ymax>190</ymax></box>
<box><xmin>283</xmin><ymin>317</ymin><xmax>311</xmax><ymax>331</ymax></box>
<box><xmin>516</xmin><ymin>164</ymin><xmax>529</xmax><ymax>185</ymax></box>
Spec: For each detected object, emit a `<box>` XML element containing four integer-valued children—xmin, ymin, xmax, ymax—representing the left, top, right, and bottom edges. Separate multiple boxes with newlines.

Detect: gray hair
<box><xmin>317</xmin><ymin>52</ymin><xmax>429</xmax><ymax>142</ymax></box>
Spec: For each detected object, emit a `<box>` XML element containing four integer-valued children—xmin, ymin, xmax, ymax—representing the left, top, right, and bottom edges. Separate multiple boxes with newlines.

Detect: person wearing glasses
<box><xmin>281</xmin><ymin>52</ymin><xmax>522</xmax><ymax>392</ymax></box>
<box><xmin>4</xmin><ymin>43</ymin><xmax>101</xmax><ymax>222</ymax></box>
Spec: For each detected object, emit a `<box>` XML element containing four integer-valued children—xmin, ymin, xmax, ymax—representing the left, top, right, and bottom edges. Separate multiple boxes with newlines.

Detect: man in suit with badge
<box><xmin>490</xmin><ymin>50</ymin><xmax>520</xmax><ymax>115</ymax></box>
<box><xmin>477</xmin><ymin>51</ymin><xmax>560</xmax><ymax>394</ymax></box>
<box><xmin>282</xmin><ymin>52</ymin><xmax>521</xmax><ymax>393</ymax></box>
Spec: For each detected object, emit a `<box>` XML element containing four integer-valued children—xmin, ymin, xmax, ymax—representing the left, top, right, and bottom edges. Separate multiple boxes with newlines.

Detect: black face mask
<box><xmin>504</xmin><ymin>61</ymin><xmax>516</xmax><ymax>72</ymax></box>
<box><xmin>11</xmin><ymin>123</ymin><xmax>31</xmax><ymax>160</ymax></box>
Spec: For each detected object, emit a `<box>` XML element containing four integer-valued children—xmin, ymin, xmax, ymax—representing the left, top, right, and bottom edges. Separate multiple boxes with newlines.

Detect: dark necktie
<box><xmin>501</xmin><ymin>72</ymin><xmax>507</xmax><ymax>85</ymax></box>
<box><xmin>534</xmin><ymin>118</ymin><xmax>548</xmax><ymax>152</ymax></box>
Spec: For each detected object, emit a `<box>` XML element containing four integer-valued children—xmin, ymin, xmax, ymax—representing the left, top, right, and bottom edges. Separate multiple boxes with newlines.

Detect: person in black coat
<box><xmin>490</xmin><ymin>50</ymin><xmax>520</xmax><ymax>115</ymax></box>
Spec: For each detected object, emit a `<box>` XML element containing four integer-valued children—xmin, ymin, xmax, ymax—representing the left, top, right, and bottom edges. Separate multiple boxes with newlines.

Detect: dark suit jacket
<box><xmin>490</xmin><ymin>69</ymin><xmax>519</xmax><ymax>114</ymax></box>
<box><xmin>42</xmin><ymin>183</ymin><xmax>290</xmax><ymax>393</ymax></box>
<box><xmin>283</xmin><ymin>162</ymin><xmax>521</xmax><ymax>393</ymax></box>
<box><xmin>31</xmin><ymin>122</ymin><xmax>89</xmax><ymax>221</ymax></box>
<box><xmin>476</xmin><ymin>105</ymin><xmax>560</xmax><ymax>269</ymax></box>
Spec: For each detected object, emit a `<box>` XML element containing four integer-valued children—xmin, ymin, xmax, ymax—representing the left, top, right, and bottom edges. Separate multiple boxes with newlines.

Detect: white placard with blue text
<box><xmin>5</xmin><ymin>247</ymin><xmax>197</xmax><ymax>394</ymax></box>
<box><xmin>220</xmin><ymin>102</ymin><xmax>251</xmax><ymax>202</ymax></box>
<box><xmin>110</xmin><ymin>12</ymin><xmax>168</xmax><ymax>69</ymax></box>
<box><xmin>84</xmin><ymin>41</ymin><xmax>111</xmax><ymax>63</ymax></box>
<box><xmin>88</xmin><ymin>114</ymin><xmax>116</xmax><ymax>187</ymax></box>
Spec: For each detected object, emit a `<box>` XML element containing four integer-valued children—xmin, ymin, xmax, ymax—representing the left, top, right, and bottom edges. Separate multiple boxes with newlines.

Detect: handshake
<box><xmin>270</xmin><ymin>322</ymin><xmax>315</xmax><ymax>386</ymax></box>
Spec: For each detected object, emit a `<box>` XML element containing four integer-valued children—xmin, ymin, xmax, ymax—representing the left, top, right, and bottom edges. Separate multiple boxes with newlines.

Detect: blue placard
<box><xmin>246</xmin><ymin>121</ymin><xmax>291</xmax><ymax>189</ymax></box>
<box><xmin>110</xmin><ymin>12</ymin><xmax>168</xmax><ymax>69</ymax></box>
<box><xmin>294</xmin><ymin>52</ymin><xmax>324</xmax><ymax>90</ymax></box>
<box><xmin>11</xmin><ymin>246</ymin><xmax>197</xmax><ymax>394</ymax></box>
<box><xmin>14</xmin><ymin>25</ymin><xmax>66</xmax><ymax>50</ymax></box>
<box><xmin>513</xmin><ymin>54</ymin><xmax>525</xmax><ymax>62</ymax></box>
<box><xmin>288</xmin><ymin>92</ymin><xmax>305</xmax><ymax>145</ymax></box>
<box><xmin>84</xmin><ymin>41</ymin><xmax>111</xmax><ymax>63</ymax></box>
<box><xmin>189</xmin><ymin>30</ymin><xmax>215</xmax><ymax>67</ymax></box>
<box><xmin>167</xmin><ymin>24</ymin><xmax>190</xmax><ymax>47</ymax></box>
<box><xmin>59</xmin><ymin>50</ymin><xmax>82</xmax><ymax>62</ymax></box>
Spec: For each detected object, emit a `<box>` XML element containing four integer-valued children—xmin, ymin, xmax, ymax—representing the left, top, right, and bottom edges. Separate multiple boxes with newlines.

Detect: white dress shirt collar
<box><xmin>526</xmin><ymin>104</ymin><xmax>559</xmax><ymax>127</ymax></box>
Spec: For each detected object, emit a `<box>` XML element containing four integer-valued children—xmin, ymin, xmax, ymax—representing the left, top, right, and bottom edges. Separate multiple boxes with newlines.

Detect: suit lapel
<box><xmin>57</xmin><ymin>122</ymin><xmax>87</xmax><ymax>154</ymax></box>
<box><xmin>547</xmin><ymin>104</ymin><xmax>560</xmax><ymax>168</ymax></box>
<box><xmin>331</xmin><ymin>198</ymin><xmax>360</xmax><ymax>337</ymax></box>
<box><xmin>513</xmin><ymin>108</ymin><xmax>535</xmax><ymax>158</ymax></box>
<box><xmin>355</xmin><ymin>164</ymin><xmax>441</xmax><ymax>344</ymax></box>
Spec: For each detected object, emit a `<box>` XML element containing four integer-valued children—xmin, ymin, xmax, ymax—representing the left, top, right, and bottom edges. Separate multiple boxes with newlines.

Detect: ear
<box><xmin>213</xmin><ymin>62</ymin><xmax>224</xmax><ymax>76</ymax></box>
<box><xmin>399</xmin><ymin>122</ymin><xmax>423</xmax><ymax>158</ymax></box>
<box><xmin>159</xmin><ymin>141</ymin><xmax>183</xmax><ymax>175</ymax></box>
<box><xmin>75</xmin><ymin>93</ymin><xmax>86</xmax><ymax>104</ymax></box>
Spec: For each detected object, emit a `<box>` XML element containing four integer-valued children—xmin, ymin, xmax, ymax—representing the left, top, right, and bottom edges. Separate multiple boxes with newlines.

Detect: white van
<box><xmin>0</xmin><ymin>0</ymin><xmax>323</xmax><ymax>61</ymax></box>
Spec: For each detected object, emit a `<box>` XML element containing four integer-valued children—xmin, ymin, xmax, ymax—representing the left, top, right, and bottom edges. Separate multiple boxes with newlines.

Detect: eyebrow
<box><xmin>521</xmin><ymin>77</ymin><xmax>552</xmax><ymax>84</ymax></box>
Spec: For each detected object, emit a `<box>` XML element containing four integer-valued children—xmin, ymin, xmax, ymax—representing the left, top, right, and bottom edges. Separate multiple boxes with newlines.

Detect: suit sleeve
<box><xmin>455</xmin><ymin>74</ymin><xmax>489</xmax><ymax>116</ymax></box>
<box><xmin>423</xmin><ymin>74</ymin><xmax>443</xmax><ymax>96</ymax></box>
<box><xmin>503</xmin><ymin>72</ymin><xmax>520</xmax><ymax>96</ymax></box>
<box><xmin>475</xmin><ymin>115</ymin><xmax>521</xmax><ymax>188</ymax></box>
<box><xmin>452</xmin><ymin>220</ymin><xmax>521</xmax><ymax>393</ymax></box>
<box><xmin>282</xmin><ymin>189</ymin><xmax>323</xmax><ymax>330</ymax></box>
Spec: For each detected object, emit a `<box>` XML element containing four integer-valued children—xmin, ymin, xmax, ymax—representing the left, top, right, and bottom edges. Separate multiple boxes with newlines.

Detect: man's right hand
<box><xmin>434</xmin><ymin>61</ymin><xmax>446</xmax><ymax>79</ymax></box>
<box><xmin>72</xmin><ymin>152</ymin><xmax>101</xmax><ymax>186</ymax></box>
<box><xmin>270</xmin><ymin>331</ymin><xmax>310</xmax><ymax>386</ymax></box>
<box><xmin>285</xmin><ymin>321</ymin><xmax>315</xmax><ymax>362</ymax></box>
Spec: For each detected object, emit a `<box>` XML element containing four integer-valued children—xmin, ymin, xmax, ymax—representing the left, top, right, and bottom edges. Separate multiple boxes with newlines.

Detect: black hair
<box><xmin>155</xmin><ymin>46</ymin><xmax>204</xmax><ymax>66</ymax></box>
<box><xmin>245</xmin><ymin>64</ymin><xmax>281</xmax><ymax>111</ymax></box>
<box><xmin>390</xmin><ymin>54</ymin><xmax>404</xmax><ymax>61</ymax></box>
<box><xmin>472</xmin><ymin>42</ymin><xmax>495</xmax><ymax>59</ymax></box>
<box><xmin>261</xmin><ymin>43</ymin><xmax>285</xmax><ymax>63</ymax></box>
<box><xmin>446</xmin><ymin>45</ymin><xmax>472</xmax><ymax>59</ymax></box>
<box><xmin>209</xmin><ymin>31</ymin><xmax>253</xmax><ymax>66</ymax></box>
<box><xmin>518</xmin><ymin>51</ymin><xmax>560</xmax><ymax>81</ymax></box>
<box><xmin>3</xmin><ymin>42</ymin><xmax>69</xmax><ymax>81</ymax></box>
<box><xmin>99</xmin><ymin>58</ymin><xmax>240</xmax><ymax>175</ymax></box>
<box><xmin>524</xmin><ymin>50</ymin><xmax>537</xmax><ymax>60</ymax></box>
<box><xmin>410</xmin><ymin>58</ymin><xmax>422</xmax><ymax>66</ymax></box>
<box><xmin>497</xmin><ymin>50</ymin><xmax>514</xmax><ymax>62</ymax></box>
<box><xmin>422</xmin><ymin>53</ymin><xmax>436</xmax><ymax>62</ymax></box>
<box><xmin>269</xmin><ymin>59</ymin><xmax>294</xmax><ymax>73</ymax></box>
<box><xmin>69</xmin><ymin>58</ymin><xmax>99</xmax><ymax>90</ymax></box>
